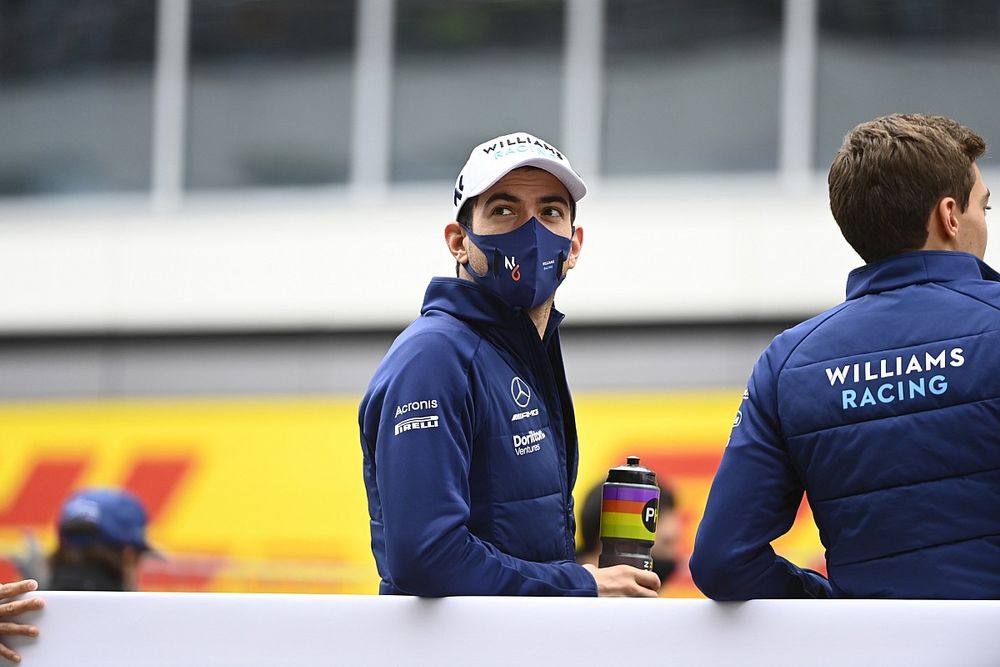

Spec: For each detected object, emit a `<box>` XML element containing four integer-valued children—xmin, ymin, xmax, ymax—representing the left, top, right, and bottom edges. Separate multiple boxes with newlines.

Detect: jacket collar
<box><xmin>420</xmin><ymin>277</ymin><xmax>565</xmax><ymax>341</ymax></box>
<box><xmin>846</xmin><ymin>250</ymin><xmax>1000</xmax><ymax>300</ymax></box>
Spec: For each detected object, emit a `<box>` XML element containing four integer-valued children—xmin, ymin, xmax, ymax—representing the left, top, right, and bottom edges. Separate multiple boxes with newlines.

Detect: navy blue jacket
<box><xmin>691</xmin><ymin>251</ymin><xmax>1000</xmax><ymax>599</ymax></box>
<box><xmin>359</xmin><ymin>277</ymin><xmax>596</xmax><ymax>596</ymax></box>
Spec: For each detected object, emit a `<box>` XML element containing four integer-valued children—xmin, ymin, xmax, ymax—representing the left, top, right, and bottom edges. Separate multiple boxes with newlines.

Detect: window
<box><xmin>603</xmin><ymin>0</ymin><xmax>783</xmax><ymax>175</ymax></box>
<box><xmin>815</xmin><ymin>0</ymin><xmax>1000</xmax><ymax>169</ymax></box>
<box><xmin>0</xmin><ymin>0</ymin><xmax>156</xmax><ymax>195</ymax></box>
<box><xmin>186</xmin><ymin>0</ymin><xmax>356</xmax><ymax>189</ymax></box>
<box><xmin>391</xmin><ymin>0</ymin><xmax>566</xmax><ymax>182</ymax></box>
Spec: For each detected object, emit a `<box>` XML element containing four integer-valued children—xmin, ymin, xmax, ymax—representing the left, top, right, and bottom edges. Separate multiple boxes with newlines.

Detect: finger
<box><xmin>0</xmin><ymin>597</ymin><xmax>43</xmax><ymax>619</ymax></box>
<box><xmin>0</xmin><ymin>642</ymin><xmax>21</xmax><ymax>664</ymax></box>
<box><xmin>0</xmin><ymin>581</ymin><xmax>36</xmax><ymax>601</ymax></box>
<box><xmin>630</xmin><ymin>575</ymin><xmax>660</xmax><ymax>597</ymax></box>
<box><xmin>0</xmin><ymin>623</ymin><xmax>38</xmax><ymax>637</ymax></box>
<box><xmin>636</xmin><ymin>570</ymin><xmax>661</xmax><ymax>591</ymax></box>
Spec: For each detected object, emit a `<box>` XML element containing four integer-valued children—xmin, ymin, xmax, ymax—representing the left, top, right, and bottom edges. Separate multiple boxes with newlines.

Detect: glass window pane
<box><xmin>816</xmin><ymin>0</ymin><xmax>1000</xmax><ymax>169</ymax></box>
<box><xmin>0</xmin><ymin>1</ymin><xmax>156</xmax><ymax>196</ymax></box>
<box><xmin>186</xmin><ymin>0</ymin><xmax>356</xmax><ymax>189</ymax></box>
<box><xmin>392</xmin><ymin>0</ymin><xmax>565</xmax><ymax>182</ymax></box>
<box><xmin>603</xmin><ymin>0</ymin><xmax>782</xmax><ymax>175</ymax></box>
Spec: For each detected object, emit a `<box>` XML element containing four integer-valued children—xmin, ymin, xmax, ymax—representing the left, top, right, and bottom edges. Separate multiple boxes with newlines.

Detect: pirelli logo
<box><xmin>394</xmin><ymin>415</ymin><xmax>440</xmax><ymax>436</ymax></box>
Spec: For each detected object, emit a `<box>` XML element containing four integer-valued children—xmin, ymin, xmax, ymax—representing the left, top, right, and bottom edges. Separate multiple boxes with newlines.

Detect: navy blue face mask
<box><xmin>463</xmin><ymin>217</ymin><xmax>574</xmax><ymax>310</ymax></box>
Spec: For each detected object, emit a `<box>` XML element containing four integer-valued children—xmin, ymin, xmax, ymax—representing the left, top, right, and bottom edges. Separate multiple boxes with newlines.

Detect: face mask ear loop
<box><xmin>555</xmin><ymin>225</ymin><xmax>574</xmax><ymax>280</ymax></box>
<box><xmin>461</xmin><ymin>224</ymin><xmax>490</xmax><ymax>279</ymax></box>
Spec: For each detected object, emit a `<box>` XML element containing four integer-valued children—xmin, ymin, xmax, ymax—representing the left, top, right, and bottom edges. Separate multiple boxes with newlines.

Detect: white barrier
<box><xmin>7</xmin><ymin>593</ymin><xmax>1000</xmax><ymax>666</ymax></box>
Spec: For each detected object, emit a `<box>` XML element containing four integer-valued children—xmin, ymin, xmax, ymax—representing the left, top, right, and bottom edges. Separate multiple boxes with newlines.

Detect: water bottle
<box><xmin>598</xmin><ymin>456</ymin><xmax>658</xmax><ymax>571</ymax></box>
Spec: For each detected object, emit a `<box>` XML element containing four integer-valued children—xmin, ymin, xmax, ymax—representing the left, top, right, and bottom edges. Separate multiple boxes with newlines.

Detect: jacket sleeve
<box><xmin>689</xmin><ymin>346</ymin><xmax>832</xmax><ymax>600</ymax></box>
<box><xmin>364</xmin><ymin>331</ymin><xmax>596</xmax><ymax>597</ymax></box>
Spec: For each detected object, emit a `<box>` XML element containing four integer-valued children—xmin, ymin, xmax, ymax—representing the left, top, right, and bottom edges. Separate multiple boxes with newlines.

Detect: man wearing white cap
<box><xmin>359</xmin><ymin>132</ymin><xmax>659</xmax><ymax>597</ymax></box>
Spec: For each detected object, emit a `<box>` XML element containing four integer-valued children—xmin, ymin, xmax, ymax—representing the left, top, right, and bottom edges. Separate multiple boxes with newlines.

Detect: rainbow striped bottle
<box><xmin>598</xmin><ymin>456</ymin><xmax>658</xmax><ymax>571</ymax></box>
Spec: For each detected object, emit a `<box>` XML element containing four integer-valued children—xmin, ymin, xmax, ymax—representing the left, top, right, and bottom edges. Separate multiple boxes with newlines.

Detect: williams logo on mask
<box><xmin>504</xmin><ymin>256</ymin><xmax>521</xmax><ymax>281</ymax></box>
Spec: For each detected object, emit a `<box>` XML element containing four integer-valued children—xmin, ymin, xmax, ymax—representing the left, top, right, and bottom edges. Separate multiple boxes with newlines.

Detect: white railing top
<box><xmin>8</xmin><ymin>592</ymin><xmax>1000</xmax><ymax>666</ymax></box>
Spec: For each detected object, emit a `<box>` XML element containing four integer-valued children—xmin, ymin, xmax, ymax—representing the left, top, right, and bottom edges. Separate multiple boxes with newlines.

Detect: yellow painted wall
<box><xmin>0</xmin><ymin>393</ymin><xmax>825</xmax><ymax>595</ymax></box>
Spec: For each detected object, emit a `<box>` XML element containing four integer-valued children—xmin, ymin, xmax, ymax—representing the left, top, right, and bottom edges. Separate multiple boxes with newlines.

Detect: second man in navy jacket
<box><xmin>691</xmin><ymin>113</ymin><xmax>998</xmax><ymax>599</ymax></box>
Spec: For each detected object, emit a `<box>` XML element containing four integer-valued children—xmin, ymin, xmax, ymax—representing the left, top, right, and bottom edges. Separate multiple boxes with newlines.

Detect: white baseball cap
<box><xmin>452</xmin><ymin>131</ymin><xmax>588</xmax><ymax>218</ymax></box>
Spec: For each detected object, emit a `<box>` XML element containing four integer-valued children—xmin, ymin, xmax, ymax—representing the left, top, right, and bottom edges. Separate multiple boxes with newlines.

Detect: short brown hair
<box><xmin>828</xmin><ymin>113</ymin><xmax>986</xmax><ymax>263</ymax></box>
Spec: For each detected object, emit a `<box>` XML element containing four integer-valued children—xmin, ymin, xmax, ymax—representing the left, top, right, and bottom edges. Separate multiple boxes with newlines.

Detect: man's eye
<box><xmin>542</xmin><ymin>207</ymin><xmax>564</xmax><ymax>218</ymax></box>
<box><xmin>492</xmin><ymin>206</ymin><xmax>514</xmax><ymax>216</ymax></box>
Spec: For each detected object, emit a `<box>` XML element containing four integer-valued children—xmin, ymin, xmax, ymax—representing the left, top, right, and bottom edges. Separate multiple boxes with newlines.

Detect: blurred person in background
<box><xmin>576</xmin><ymin>481</ymin><xmax>680</xmax><ymax>588</ymax></box>
<box><xmin>691</xmin><ymin>113</ymin><xmax>997</xmax><ymax>599</ymax></box>
<box><xmin>359</xmin><ymin>132</ymin><xmax>659</xmax><ymax>597</ymax></box>
<box><xmin>48</xmin><ymin>489</ymin><xmax>154</xmax><ymax>592</ymax></box>
<box><xmin>0</xmin><ymin>580</ymin><xmax>42</xmax><ymax>664</ymax></box>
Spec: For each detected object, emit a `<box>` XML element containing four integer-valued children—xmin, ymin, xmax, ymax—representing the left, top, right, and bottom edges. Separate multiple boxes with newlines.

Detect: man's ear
<box><xmin>564</xmin><ymin>226</ymin><xmax>584</xmax><ymax>271</ymax></box>
<box><xmin>445</xmin><ymin>222</ymin><xmax>469</xmax><ymax>265</ymax></box>
<box><xmin>927</xmin><ymin>196</ymin><xmax>961</xmax><ymax>247</ymax></box>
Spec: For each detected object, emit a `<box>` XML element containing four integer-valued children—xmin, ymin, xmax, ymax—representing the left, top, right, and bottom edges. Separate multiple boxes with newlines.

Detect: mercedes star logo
<box><xmin>510</xmin><ymin>376</ymin><xmax>531</xmax><ymax>408</ymax></box>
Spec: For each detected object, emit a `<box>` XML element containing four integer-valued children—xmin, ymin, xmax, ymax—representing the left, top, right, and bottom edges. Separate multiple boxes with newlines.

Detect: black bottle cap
<box><xmin>605</xmin><ymin>455</ymin><xmax>657</xmax><ymax>486</ymax></box>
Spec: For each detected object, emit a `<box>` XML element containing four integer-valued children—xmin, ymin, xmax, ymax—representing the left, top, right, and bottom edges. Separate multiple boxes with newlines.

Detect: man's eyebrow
<box><xmin>483</xmin><ymin>191</ymin><xmax>522</xmax><ymax>207</ymax></box>
<box><xmin>539</xmin><ymin>194</ymin><xmax>571</xmax><ymax>208</ymax></box>
<box><xmin>483</xmin><ymin>192</ymin><xmax>570</xmax><ymax>209</ymax></box>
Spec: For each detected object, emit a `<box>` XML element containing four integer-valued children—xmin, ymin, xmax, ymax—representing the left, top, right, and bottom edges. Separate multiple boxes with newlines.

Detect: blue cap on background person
<box><xmin>58</xmin><ymin>489</ymin><xmax>152</xmax><ymax>552</ymax></box>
